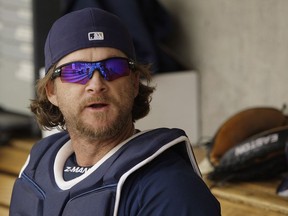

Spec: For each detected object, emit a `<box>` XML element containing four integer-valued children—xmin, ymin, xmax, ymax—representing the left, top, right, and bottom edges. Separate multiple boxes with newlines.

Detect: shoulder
<box><xmin>27</xmin><ymin>131</ymin><xmax>69</xmax><ymax>167</ymax></box>
<box><xmin>31</xmin><ymin>131</ymin><xmax>69</xmax><ymax>153</ymax></box>
<box><xmin>119</xmin><ymin>147</ymin><xmax>221</xmax><ymax>216</ymax></box>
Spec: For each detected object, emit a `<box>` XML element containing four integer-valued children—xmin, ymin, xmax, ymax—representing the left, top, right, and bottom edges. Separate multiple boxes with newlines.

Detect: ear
<box><xmin>45</xmin><ymin>80</ymin><xmax>59</xmax><ymax>106</ymax></box>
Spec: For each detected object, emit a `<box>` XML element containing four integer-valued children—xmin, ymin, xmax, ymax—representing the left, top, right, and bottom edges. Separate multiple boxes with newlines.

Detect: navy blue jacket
<box><xmin>10</xmin><ymin>128</ymin><xmax>220</xmax><ymax>215</ymax></box>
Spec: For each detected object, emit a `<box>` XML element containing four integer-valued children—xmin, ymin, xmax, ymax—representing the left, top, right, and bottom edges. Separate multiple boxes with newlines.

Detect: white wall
<box><xmin>160</xmin><ymin>0</ymin><xmax>288</xmax><ymax>139</ymax></box>
<box><xmin>136</xmin><ymin>71</ymin><xmax>199</xmax><ymax>144</ymax></box>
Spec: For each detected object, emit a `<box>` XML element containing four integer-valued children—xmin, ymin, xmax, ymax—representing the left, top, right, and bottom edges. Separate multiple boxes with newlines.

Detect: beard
<box><xmin>63</xmin><ymin>92</ymin><xmax>135</xmax><ymax>141</ymax></box>
<box><xmin>74</xmin><ymin>105</ymin><xmax>131</xmax><ymax>140</ymax></box>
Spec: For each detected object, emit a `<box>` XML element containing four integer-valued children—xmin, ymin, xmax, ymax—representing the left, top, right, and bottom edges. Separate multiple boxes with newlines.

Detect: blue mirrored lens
<box><xmin>55</xmin><ymin>57</ymin><xmax>131</xmax><ymax>84</ymax></box>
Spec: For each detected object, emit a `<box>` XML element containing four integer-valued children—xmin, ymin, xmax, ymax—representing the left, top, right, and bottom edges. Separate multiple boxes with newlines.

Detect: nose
<box><xmin>85</xmin><ymin>70</ymin><xmax>107</xmax><ymax>93</ymax></box>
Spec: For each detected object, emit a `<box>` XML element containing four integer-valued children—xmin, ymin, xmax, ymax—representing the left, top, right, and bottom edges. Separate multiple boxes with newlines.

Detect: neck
<box><xmin>69</xmin><ymin>123</ymin><xmax>135</xmax><ymax>167</ymax></box>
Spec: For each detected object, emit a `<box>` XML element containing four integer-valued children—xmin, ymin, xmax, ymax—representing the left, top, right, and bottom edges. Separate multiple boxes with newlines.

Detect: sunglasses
<box><xmin>52</xmin><ymin>57</ymin><xmax>135</xmax><ymax>84</ymax></box>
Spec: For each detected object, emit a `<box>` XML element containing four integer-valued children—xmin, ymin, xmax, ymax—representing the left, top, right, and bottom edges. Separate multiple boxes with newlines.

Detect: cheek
<box><xmin>110</xmin><ymin>80</ymin><xmax>135</xmax><ymax>107</ymax></box>
<box><xmin>55</xmin><ymin>88</ymin><xmax>79</xmax><ymax>112</ymax></box>
<box><xmin>57</xmin><ymin>96</ymin><xmax>81</xmax><ymax>121</ymax></box>
<box><xmin>120</xmin><ymin>81</ymin><xmax>137</xmax><ymax>105</ymax></box>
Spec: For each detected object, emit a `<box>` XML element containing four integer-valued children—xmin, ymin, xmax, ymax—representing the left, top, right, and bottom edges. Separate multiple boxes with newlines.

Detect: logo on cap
<box><xmin>88</xmin><ymin>32</ymin><xmax>104</xmax><ymax>41</ymax></box>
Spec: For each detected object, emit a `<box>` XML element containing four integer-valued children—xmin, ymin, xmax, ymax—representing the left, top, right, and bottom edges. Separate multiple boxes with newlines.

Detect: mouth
<box><xmin>87</xmin><ymin>103</ymin><xmax>108</xmax><ymax>109</ymax></box>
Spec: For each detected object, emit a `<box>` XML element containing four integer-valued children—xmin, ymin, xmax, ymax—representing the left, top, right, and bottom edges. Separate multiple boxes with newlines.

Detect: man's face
<box><xmin>46</xmin><ymin>47</ymin><xmax>139</xmax><ymax>140</ymax></box>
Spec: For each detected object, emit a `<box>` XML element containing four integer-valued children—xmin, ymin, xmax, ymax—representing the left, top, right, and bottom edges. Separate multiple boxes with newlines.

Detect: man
<box><xmin>10</xmin><ymin>8</ymin><xmax>220</xmax><ymax>216</ymax></box>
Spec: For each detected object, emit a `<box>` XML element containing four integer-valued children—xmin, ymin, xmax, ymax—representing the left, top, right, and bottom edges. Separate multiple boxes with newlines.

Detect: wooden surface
<box><xmin>1</xmin><ymin>140</ymin><xmax>288</xmax><ymax>215</ymax></box>
<box><xmin>210</xmin><ymin>179</ymin><xmax>288</xmax><ymax>215</ymax></box>
<box><xmin>0</xmin><ymin>206</ymin><xmax>9</xmax><ymax>216</ymax></box>
<box><xmin>0</xmin><ymin>139</ymin><xmax>34</xmax><ymax>216</ymax></box>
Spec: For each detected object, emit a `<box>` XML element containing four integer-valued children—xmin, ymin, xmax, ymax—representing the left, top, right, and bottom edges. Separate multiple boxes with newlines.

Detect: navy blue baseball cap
<box><xmin>44</xmin><ymin>7</ymin><xmax>136</xmax><ymax>73</ymax></box>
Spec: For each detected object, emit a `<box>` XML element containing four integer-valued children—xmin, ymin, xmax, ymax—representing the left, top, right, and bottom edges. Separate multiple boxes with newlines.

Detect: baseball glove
<box><xmin>206</xmin><ymin>106</ymin><xmax>288</xmax><ymax>182</ymax></box>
